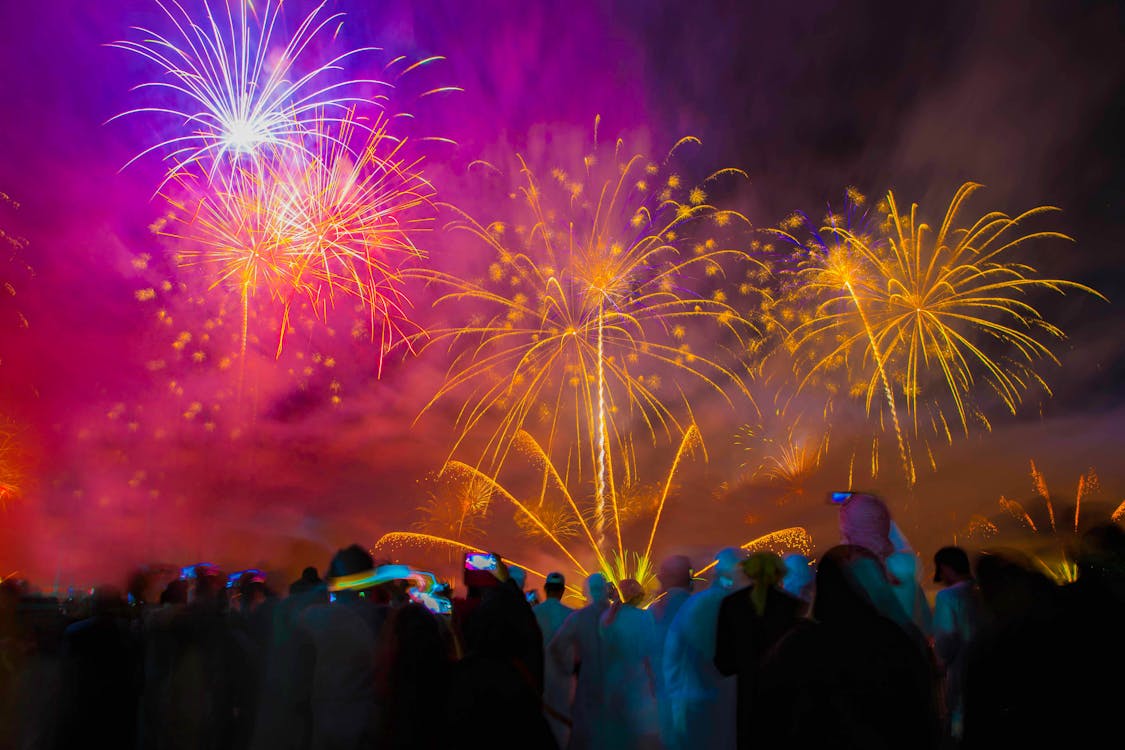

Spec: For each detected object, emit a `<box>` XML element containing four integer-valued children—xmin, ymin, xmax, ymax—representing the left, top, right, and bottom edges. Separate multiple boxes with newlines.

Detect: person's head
<box><xmin>657</xmin><ymin>554</ymin><xmax>693</xmax><ymax>592</ymax></box>
<box><xmin>812</xmin><ymin>545</ymin><xmax>884</xmax><ymax>625</ymax></box>
<box><xmin>544</xmin><ymin>572</ymin><xmax>566</xmax><ymax>599</ymax></box>
<box><xmin>90</xmin><ymin>585</ymin><xmax>125</xmax><ymax>618</ymax></box>
<box><xmin>193</xmin><ymin>565</ymin><xmax>226</xmax><ymax>605</ymax></box>
<box><xmin>617</xmin><ymin>578</ymin><xmax>645</xmax><ymax>606</ymax></box>
<box><xmin>325</xmin><ymin>544</ymin><xmax>377</xmax><ymax>599</ymax></box>
<box><xmin>509</xmin><ymin>566</ymin><xmax>526</xmax><ymax>591</ymax></box>
<box><xmin>237</xmin><ymin>570</ymin><xmax>268</xmax><ymax>611</ymax></box>
<box><xmin>838</xmin><ymin>493</ymin><xmax>894</xmax><ymax>559</ymax></box>
<box><xmin>933</xmin><ymin>546</ymin><xmax>972</xmax><ymax>586</ymax></box>
<box><xmin>742</xmin><ymin>552</ymin><xmax>787</xmax><ymax>615</ymax></box>
<box><xmin>584</xmin><ymin>572</ymin><xmax>609</xmax><ymax>606</ymax></box>
<box><xmin>713</xmin><ymin>548</ymin><xmax>745</xmax><ymax>590</ymax></box>
<box><xmin>290</xmin><ymin>565</ymin><xmax>321</xmax><ymax>595</ymax></box>
<box><xmin>781</xmin><ymin>553</ymin><xmax>815</xmax><ymax>601</ymax></box>
<box><xmin>160</xmin><ymin>578</ymin><xmax>190</xmax><ymax>606</ymax></box>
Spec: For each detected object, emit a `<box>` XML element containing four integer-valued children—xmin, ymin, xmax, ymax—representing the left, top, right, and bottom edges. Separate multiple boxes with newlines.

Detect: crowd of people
<box><xmin>1</xmin><ymin>492</ymin><xmax>1123</xmax><ymax>749</ymax></box>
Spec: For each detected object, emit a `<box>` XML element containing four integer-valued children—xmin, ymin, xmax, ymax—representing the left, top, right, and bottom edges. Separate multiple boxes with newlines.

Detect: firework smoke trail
<box><xmin>415</xmin><ymin>125</ymin><xmax>758</xmax><ymax>542</ymax></box>
<box><xmin>110</xmin><ymin>0</ymin><xmax>388</xmax><ymax>188</ymax></box>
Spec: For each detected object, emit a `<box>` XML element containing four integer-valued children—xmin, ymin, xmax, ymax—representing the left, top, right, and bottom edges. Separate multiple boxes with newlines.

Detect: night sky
<box><xmin>1</xmin><ymin>0</ymin><xmax>1123</xmax><ymax>587</ymax></box>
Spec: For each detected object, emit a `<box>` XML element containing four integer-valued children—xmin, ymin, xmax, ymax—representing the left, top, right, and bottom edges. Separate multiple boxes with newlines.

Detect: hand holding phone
<box><xmin>464</xmin><ymin>552</ymin><xmax>498</xmax><ymax>571</ymax></box>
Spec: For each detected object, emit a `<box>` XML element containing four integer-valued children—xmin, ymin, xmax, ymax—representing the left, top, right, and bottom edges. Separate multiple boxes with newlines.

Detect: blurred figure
<box><xmin>663</xmin><ymin>548</ymin><xmax>745</xmax><ymax>750</ymax></box>
<box><xmin>535</xmin><ymin>572</ymin><xmax>575</xmax><ymax>747</ymax></box>
<box><xmin>836</xmin><ymin>494</ymin><xmax>922</xmax><ymax>635</ymax></box>
<box><xmin>714</xmin><ymin>552</ymin><xmax>806</xmax><ymax>750</ymax></box>
<box><xmin>376</xmin><ymin>603</ymin><xmax>454</xmax><ymax>750</ymax></box>
<box><xmin>961</xmin><ymin>549</ymin><xmax>1087</xmax><ymax>748</ymax></box>
<box><xmin>757</xmin><ymin>545</ymin><xmax>937</xmax><ymax>749</ymax></box>
<box><xmin>930</xmin><ymin>546</ymin><xmax>979</xmax><ymax>742</ymax></box>
<box><xmin>780</xmin><ymin>553</ymin><xmax>814</xmax><ymax>603</ymax></box>
<box><xmin>289</xmin><ymin>567</ymin><xmax>321</xmax><ymax>596</ymax></box>
<box><xmin>599</xmin><ymin>579</ymin><xmax>661</xmax><ymax>749</ymax></box>
<box><xmin>548</xmin><ymin>572</ymin><xmax>611</xmax><ymax>750</ymax></box>
<box><xmin>447</xmin><ymin>556</ymin><xmax>555</xmax><ymax>749</ymax></box>
<box><xmin>887</xmin><ymin>551</ymin><xmax>933</xmax><ymax>637</ymax></box>
<box><xmin>649</xmin><ymin>555</ymin><xmax>691</xmax><ymax>744</ymax></box>
<box><xmin>55</xmin><ymin>586</ymin><xmax>140</xmax><ymax>750</ymax></box>
<box><xmin>294</xmin><ymin>545</ymin><xmax>389</xmax><ymax>750</ymax></box>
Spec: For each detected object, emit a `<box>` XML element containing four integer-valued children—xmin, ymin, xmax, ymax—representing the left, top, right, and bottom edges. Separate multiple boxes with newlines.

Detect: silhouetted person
<box><xmin>963</xmin><ymin>542</ymin><xmax>1121</xmax><ymax>747</ymax></box>
<box><xmin>714</xmin><ymin>552</ymin><xmax>806</xmax><ymax>750</ymax></box>
<box><xmin>756</xmin><ymin>545</ymin><xmax>937</xmax><ymax>749</ymax></box>
<box><xmin>931</xmin><ymin>546</ymin><xmax>980</xmax><ymax>741</ymax></box>
<box><xmin>293</xmin><ymin>545</ymin><xmax>389</xmax><ymax>750</ymax></box>
<box><xmin>547</xmin><ymin>573</ymin><xmax>611</xmax><ymax>750</ymax></box>
<box><xmin>55</xmin><ymin>586</ymin><xmax>140</xmax><ymax>750</ymax></box>
<box><xmin>376</xmin><ymin>603</ymin><xmax>454</xmax><ymax>749</ymax></box>
<box><xmin>535</xmin><ymin>572</ymin><xmax>574</xmax><ymax>746</ymax></box>
<box><xmin>447</xmin><ymin>556</ymin><xmax>555</xmax><ymax>750</ymax></box>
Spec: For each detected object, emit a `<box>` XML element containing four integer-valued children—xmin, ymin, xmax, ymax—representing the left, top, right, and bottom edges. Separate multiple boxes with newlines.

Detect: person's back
<box><xmin>714</xmin><ymin>553</ymin><xmax>806</xmax><ymax>750</ymax></box>
<box><xmin>534</xmin><ymin>596</ymin><xmax>574</xmax><ymax>646</ymax></box>
<box><xmin>548</xmin><ymin>574</ymin><xmax>610</xmax><ymax>750</ymax></box>
<box><xmin>598</xmin><ymin>581</ymin><xmax>660</xmax><ymax>750</ymax></box>
<box><xmin>757</xmin><ymin>545</ymin><xmax>937</xmax><ymax>750</ymax></box>
<box><xmin>664</xmin><ymin>548</ymin><xmax>744</xmax><ymax>750</ymax></box>
<box><xmin>56</xmin><ymin>587</ymin><xmax>140</xmax><ymax>750</ymax></box>
<box><xmin>293</xmin><ymin>545</ymin><xmax>389</xmax><ymax>750</ymax></box>
<box><xmin>376</xmin><ymin>604</ymin><xmax>454</xmax><ymax>750</ymax></box>
<box><xmin>535</xmin><ymin>573</ymin><xmax>575</xmax><ymax>747</ymax></box>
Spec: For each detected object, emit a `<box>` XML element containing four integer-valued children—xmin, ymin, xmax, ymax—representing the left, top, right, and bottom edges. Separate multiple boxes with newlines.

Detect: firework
<box><xmin>987</xmin><ymin>460</ymin><xmax>1117</xmax><ymax>583</ymax></box>
<box><xmin>0</xmin><ymin>419</ymin><xmax>22</xmax><ymax>507</ymax></box>
<box><xmin>1</xmin><ymin>192</ymin><xmax>31</xmax><ymax>366</ymax></box>
<box><xmin>773</xmin><ymin>183</ymin><xmax>1102</xmax><ymax>484</ymax></box>
<box><xmin>376</xmin><ymin>425</ymin><xmax>812</xmax><ymax>594</ymax></box>
<box><xmin>111</xmin><ymin>0</ymin><xmax>386</xmax><ymax>185</ymax></box>
<box><xmin>160</xmin><ymin>112</ymin><xmax>434</xmax><ymax>368</ymax></box>
<box><xmin>415</xmin><ymin>124</ymin><xmax>757</xmax><ymax>541</ymax></box>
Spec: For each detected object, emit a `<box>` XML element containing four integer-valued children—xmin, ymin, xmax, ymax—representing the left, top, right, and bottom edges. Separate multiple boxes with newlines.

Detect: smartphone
<box><xmin>829</xmin><ymin>491</ymin><xmax>855</xmax><ymax>505</ymax></box>
<box><xmin>180</xmin><ymin>565</ymin><xmax>197</xmax><ymax>580</ymax></box>
<box><xmin>464</xmin><ymin>552</ymin><xmax>498</xmax><ymax>572</ymax></box>
<box><xmin>526</xmin><ymin>591</ymin><xmax>540</xmax><ymax>605</ymax></box>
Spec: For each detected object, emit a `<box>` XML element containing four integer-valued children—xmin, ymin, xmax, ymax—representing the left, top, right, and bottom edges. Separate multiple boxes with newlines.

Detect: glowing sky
<box><xmin>1</xmin><ymin>0</ymin><xmax>1123</xmax><ymax>586</ymax></box>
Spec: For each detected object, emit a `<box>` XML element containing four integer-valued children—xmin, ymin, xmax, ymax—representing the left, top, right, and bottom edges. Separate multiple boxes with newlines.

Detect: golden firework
<box><xmin>773</xmin><ymin>183</ymin><xmax>1102</xmax><ymax>483</ymax></box>
<box><xmin>377</xmin><ymin>425</ymin><xmax>812</xmax><ymax>593</ymax></box>
<box><xmin>414</xmin><ymin>123</ymin><xmax>758</xmax><ymax>542</ymax></box>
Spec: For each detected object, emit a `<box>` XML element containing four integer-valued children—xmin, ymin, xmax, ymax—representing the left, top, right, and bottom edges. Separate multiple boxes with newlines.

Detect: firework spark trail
<box><xmin>773</xmin><ymin>183</ymin><xmax>1102</xmax><ymax>482</ymax></box>
<box><xmin>110</xmin><ymin>0</ymin><xmax>388</xmax><ymax>188</ymax></box>
<box><xmin>693</xmin><ymin>527</ymin><xmax>815</xmax><ymax>578</ymax></box>
<box><xmin>160</xmin><ymin>112</ymin><xmax>435</xmax><ymax>370</ymax></box>
<box><xmin>385</xmin><ymin>425</ymin><xmax>809</xmax><ymax>591</ymax></box>
<box><xmin>374</xmin><ymin>532</ymin><xmax>584</xmax><ymax>598</ymax></box>
<box><xmin>413</xmin><ymin>127</ymin><xmax>758</xmax><ymax>534</ymax></box>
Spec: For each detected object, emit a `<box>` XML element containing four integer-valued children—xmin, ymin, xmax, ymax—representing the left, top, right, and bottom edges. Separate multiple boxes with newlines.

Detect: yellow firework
<box><xmin>775</xmin><ymin>183</ymin><xmax>1102</xmax><ymax>483</ymax></box>
<box><xmin>992</xmin><ymin>460</ymin><xmax>1119</xmax><ymax>583</ymax></box>
<box><xmin>2</xmin><ymin>191</ymin><xmax>31</xmax><ymax>366</ymax></box>
<box><xmin>376</xmin><ymin>425</ymin><xmax>812</xmax><ymax>591</ymax></box>
<box><xmin>161</xmin><ymin>113</ymin><xmax>434</xmax><ymax>369</ymax></box>
<box><xmin>0</xmin><ymin>419</ymin><xmax>22</xmax><ymax>507</ymax></box>
<box><xmin>414</xmin><ymin>124</ymin><xmax>757</xmax><ymax>542</ymax></box>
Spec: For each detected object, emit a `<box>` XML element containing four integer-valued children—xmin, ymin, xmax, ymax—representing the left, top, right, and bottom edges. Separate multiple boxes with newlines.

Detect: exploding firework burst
<box><xmin>772</xmin><ymin>183</ymin><xmax>1102</xmax><ymax>484</ymax></box>
<box><xmin>159</xmin><ymin>112</ymin><xmax>435</xmax><ymax>369</ymax></box>
<box><xmin>414</xmin><ymin>123</ymin><xmax>758</xmax><ymax>541</ymax></box>
<box><xmin>375</xmin><ymin>425</ymin><xmax>812</xmax><ymax>593</ymax></box>
<box><xmin>111</xmin><ymin>0</ymin><xmax>387</xmax><ymax>185</ymax></box>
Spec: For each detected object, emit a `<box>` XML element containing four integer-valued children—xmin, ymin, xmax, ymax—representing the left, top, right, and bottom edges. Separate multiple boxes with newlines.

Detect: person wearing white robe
<box><xmin>599</xmin><ymin>579</ymin><xmax>662</xmax><ymax>749</ymax></box>
<box><xmin>663</xmin><ymin>548</ymin><xmax>745</xmax><ymax>750</ymax></box>
<box><xmin>536</xmin><ymin>572</ymin><xmax>575</xmax><ymax>747</ymax></box>
<box><xmin>547</xmin><ymin>573</ymin><xmax>611</xmax><ymax>750</ymax></box>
